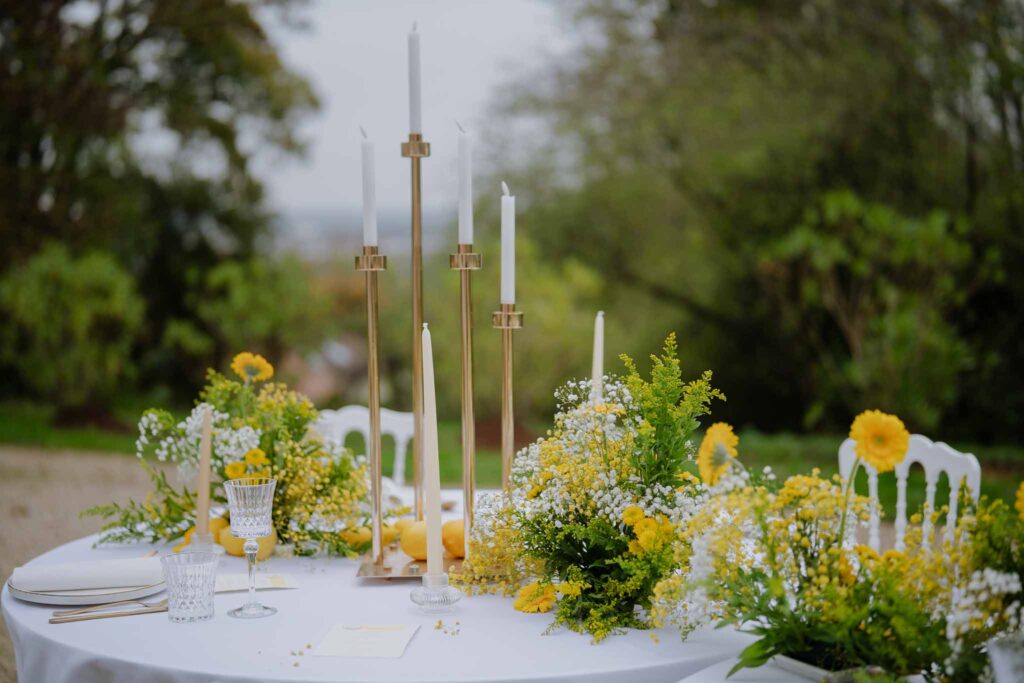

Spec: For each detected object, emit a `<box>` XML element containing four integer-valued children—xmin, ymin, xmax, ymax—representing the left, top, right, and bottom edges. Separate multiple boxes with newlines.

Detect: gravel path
<box><xmin>0</xmin><ymin>447</ymin><xmax>169</xmax><ymax>683</ymax></box>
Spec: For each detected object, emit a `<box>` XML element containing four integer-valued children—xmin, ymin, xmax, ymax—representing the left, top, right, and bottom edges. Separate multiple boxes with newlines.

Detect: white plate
<box><xmin>6</xmin><ymin>581</ymin><xmax>166</xmax><ymax>606</ymax></box>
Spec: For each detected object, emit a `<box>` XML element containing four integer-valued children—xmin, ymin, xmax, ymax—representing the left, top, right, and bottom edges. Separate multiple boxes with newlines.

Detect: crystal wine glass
<box><xmin>223</xmin><ymin>477</ymin><xmax>277</xmax><ymax>619</ymax></box>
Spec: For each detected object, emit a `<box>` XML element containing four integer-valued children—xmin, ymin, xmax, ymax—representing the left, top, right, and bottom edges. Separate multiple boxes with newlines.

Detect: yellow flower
<box><xmin>634</xmin><ymin>517</ymin><xmax>658</xmax><ymax>536</ymax></box>
<box><xmin>622</xmin><ymin>506</ymin><xmax>645</xmax><ymax>527</ymax></box>
<box><xmin>697</xmin><ymin>423</ymin><xmax>739</xmax><ymax>485</ymax></box>
<box><xmin>231</xmin><ymin>352</ymin><xmax>274</xmax><ymax>383</ymax></box>
<box><xmin>676</xmin><ymin>471</ymin><xmax>700</xmax><ymax>486</ymax></box>
<box><xmin>557</xmin><ymin>580</ymin><xmax>585</xmax><ymax>598</ymax></box>
<box><xmin>224</xmin><ymin>461</ymin><xmax>247</xmax><ymax>479</ymax></box>
<box><xmin>513</xmin><ymin>582</ymin><xmax>557</xmax><ymax>613</ymax></box>
<box><xmin>244</xmin><ymin>448</ymin><xmax>269</xmax><ymax>467</ymax></box>
<box><xmin>1016</xmin><ymin>482</ymin><xmax>1024</xmax><ymax>521</ymax></box>
<box><xmin>849</xmin><ymin>410</ymin><xmax>909</xmax><ymax>473</ymax></box>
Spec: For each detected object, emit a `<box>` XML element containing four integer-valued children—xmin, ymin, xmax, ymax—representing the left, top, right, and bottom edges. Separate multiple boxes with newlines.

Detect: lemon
<box><xmin>208</xmin><ymin>516</ymin><xmax>229</xmax><ymax>540</ymax></box>
<box><xmin>382</xmin><ymin>523</ymin><xmax>399</xmax><ymax>546</ymax></box>
<box><xmin>219</xmin><ymin>526</ymin><xmax>277</xmax><ymax>560</ymax></box>
<box><xmin>340</xmin><ymin>526</ymin><xmax>372</xmax><ymax>548</ymax></box>
<box><xmin>442</xmin><ymin>519</ymin><xmax>465</xmax><ymax>558</ymax></box>
<box><xmin>394</xmin><ymin>516</ymin><xmax>417</xmax><ymax>535</ymax></box>
<box><xmin>399</xmin><ymin>521</ymin><xmax>428</xmax><ymax>561</ymax></box>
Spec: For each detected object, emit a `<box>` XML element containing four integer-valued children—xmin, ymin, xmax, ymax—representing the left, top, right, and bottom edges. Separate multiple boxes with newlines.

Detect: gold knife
<box><xmin>49</xmin><ymin>605</ymin><xmax>167</xmax><ymax>624</ymax></box>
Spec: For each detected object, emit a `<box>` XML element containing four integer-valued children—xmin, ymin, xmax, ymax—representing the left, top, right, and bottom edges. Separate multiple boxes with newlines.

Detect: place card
<box><xmin>313</xmin><ymin>624</ymin><xmax>419</xmax><ymax>658</ymax></box>
<box><xmin>215</xmin><ymin>574</ymin><xmax>297</xmax><ymax>593</ymax></box>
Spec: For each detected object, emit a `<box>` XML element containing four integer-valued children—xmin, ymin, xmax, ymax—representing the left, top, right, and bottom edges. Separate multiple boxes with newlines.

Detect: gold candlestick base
<box><xmin>451</xmin><ymin>244</ymin><xmax>481</xmax><ymax>558</ymax></box>
<box><xmin>493</xmin><ymin>304</ymin><xmax>523</xmax><ymax>488</ymax></box>
<box><xmin>402</xmin><ymin>133</ymin><xmax>431</xmax><ymax>521</ymax></box>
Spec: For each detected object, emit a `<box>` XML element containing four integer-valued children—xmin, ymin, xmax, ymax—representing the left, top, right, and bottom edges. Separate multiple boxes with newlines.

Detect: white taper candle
<box><xmin>421</xmin><ymin>323</ymin><xmax>444</xmax><ymax>575</ymax></box>
<box><xmin>195</xmin><ymin>405</ymin><xmax>213</xmax><ymax>536</ymax></box>
<box><xmin>500</xmin><ymin>182</ymin><xmax>515</xmax><ymax>304</ymax></box>
<box><xmin>360</xmin><ymin>127</ymin><xmax>377</xmax><ymax>247</ymax></box>
<box><xmin>408</xmin><ymin>23</ymin><xmax>422</xmax><ymax>134</ymax></box>
<box><xmin>457</xmin><ymin>122</ymin><xmax>473</xmax><ymax>244</ymax></box>
<box><xmin>591</xmin><ymin>311</ymin><xmax>604</xmax><ymax>402</ymax></box>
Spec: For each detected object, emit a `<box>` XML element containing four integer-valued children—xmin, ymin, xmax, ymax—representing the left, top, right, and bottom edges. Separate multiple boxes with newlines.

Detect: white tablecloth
<box><xmin>3</xmin><ymin>535</ymin><xmax>754</xmax><ymax>683</ymax></box>
<box><xmin>675</xmin><ymin>658</ymin><xmax>802</xmax><ymax>682</ymax></box>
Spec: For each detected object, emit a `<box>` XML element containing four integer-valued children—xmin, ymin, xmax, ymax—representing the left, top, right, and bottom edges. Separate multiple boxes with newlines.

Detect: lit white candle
<box><xmin>360</xmin><ymin>127</ymin><xmax>377</xmax><ymax>247</ymax></box>
<box><xmin>421</xmin><ymin>323</ymin><xmax>444</xmax><ymax>575</ymax></box>
<box><xmin>500</xmin><ymin>182</ymin><xmax>515</xmax><ymax>304</ymax></box>
<box><xmin>195</xmin><ymin>406</ymin><xmax>213</xmax><ymax>536</ymax></box>
<box><xmin>591</xmin><ymin>311</ymin><xmax>604</xmax><ymax>403</ymax></box>
<box><xmin>408</xmin><ymin>23</ymin><xmax>422</xmax><ymax>134</ymax></box>
<box><xmin>457</xmin><ymin>122</ymin><xmax>473</xmax><ymax>244</ymax></box>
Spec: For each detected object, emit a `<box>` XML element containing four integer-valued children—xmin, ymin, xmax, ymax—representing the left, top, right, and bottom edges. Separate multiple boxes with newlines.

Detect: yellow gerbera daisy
<box><xmin>513</xmin><ymin>582</ymin><xmax>557</xmax><ymax>613</ymax></box>
<box><xmin>1015</xmin><ymin>482</ymin><xmax>1024</xmax><ymax>522</ymax></box>
<box><xmin>230</xmin><ymin>352</ymin><xmax>274</xmax><ymax>383</ymax></box>
<box><xmin>244</xmin><ymin>447</ymin><xmax>268</xmax><ymax>467</ymax></box>
<box><xmin>622</xmin><ymin>505</ymin><xmax>645</xmax><ymax>527</ymax></box>
<box><xmin>697</xmin><ymin>423</ymin><xmax>739</xmax><ymax>485</ymax></box>
<box><xmin>849</xmin><ymin>410</ymin><xmax>909</xmax><ymax>473</ymax></box>
<box><xmin>224</xmin><ymin>461</ymin><xmax>247</xmax><ymax>479</ymax></box>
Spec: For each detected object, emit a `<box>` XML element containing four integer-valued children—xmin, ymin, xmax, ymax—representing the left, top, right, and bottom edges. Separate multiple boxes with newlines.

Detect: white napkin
<box><xmin>10</xmin><ymin>557</ymin><xmax>164</xmax><ymax>592</ymax></box>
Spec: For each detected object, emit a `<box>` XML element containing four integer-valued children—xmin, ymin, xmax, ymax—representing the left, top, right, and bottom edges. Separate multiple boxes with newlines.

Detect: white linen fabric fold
<box><xmin>10</xmin><ymin>557</ymin><xmax>163</xmax><ymax>592</ymax></box>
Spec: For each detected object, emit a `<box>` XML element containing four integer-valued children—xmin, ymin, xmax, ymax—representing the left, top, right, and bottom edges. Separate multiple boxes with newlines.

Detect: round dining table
<box><xmin>2</xmin><ymin>534</ymin><xmax>769</xmax><ymax>683</ymax></box>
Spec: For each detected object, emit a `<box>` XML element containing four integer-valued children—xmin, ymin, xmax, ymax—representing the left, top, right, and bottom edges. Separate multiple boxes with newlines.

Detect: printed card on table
<box><xmin>313</xmin><ymin>624</ymin><xmax>419</xmax><ymax>658</ymax></box>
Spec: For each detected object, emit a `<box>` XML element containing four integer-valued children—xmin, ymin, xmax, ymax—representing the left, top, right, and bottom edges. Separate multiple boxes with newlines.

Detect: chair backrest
<box><xmin>314</xmin><ymin>406</ymin><xmax>416</xmax><ymax>486</ymax></box>
<box><xmin>839</xmin><ymin>433</ymin><xmax>981</xmax><ymax>552</ymax></box>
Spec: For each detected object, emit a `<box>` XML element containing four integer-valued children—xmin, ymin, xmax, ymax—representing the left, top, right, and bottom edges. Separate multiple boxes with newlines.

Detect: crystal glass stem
<box><xmin>244</xmin><ymin>538</ymin><xmax>258</xmax><ymax>611</ymax></box>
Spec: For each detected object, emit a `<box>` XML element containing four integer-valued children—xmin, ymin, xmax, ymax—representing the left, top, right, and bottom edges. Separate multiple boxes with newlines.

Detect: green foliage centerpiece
<box><xmin>454</xmin><ymin>334</ymin><xmax>722</xmax><ymax>641</ymax></box>
<box><xmin>86</xmin><ymin>353</ymin><xmax>390</xmax><ymax>557</ymax></box>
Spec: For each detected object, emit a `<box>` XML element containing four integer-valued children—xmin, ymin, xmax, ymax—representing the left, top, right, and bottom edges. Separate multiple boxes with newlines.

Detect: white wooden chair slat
<box><xmin>314</xmin><ymin>405</ymin><xmax>415</xmax><ymax>486</ymax></box>
<box><xmin>839</xmin><ymin>434</ymin><xmax>981</xmax><ymax>552</ymax></box>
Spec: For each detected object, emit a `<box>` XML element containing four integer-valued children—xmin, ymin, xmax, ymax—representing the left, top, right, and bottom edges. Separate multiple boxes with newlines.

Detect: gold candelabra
<box><xmin>355</xmin><ymin>245</ymin><xmax>387</xmax><ymax>566</ymax></box>
<box><xmin>492</xmin><ymin>303</ymin><xmax>523</xmax><ymax>487</ymax></box>
<box><xmin>402</xmin><ymin>133</ymin><xmax>430</xmax><ymax>520</ymax></box>
<box><xmin>450</xmin><ymin>244</ymin><xmax>481</xmax><ymax>556</ymax></box>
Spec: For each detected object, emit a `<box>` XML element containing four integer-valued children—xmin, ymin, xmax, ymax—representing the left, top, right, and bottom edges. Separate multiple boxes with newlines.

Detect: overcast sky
<box><xmin>260</xmin><ymin>0</ymin><xmax>567</xmax><ymax>215</ymax></box>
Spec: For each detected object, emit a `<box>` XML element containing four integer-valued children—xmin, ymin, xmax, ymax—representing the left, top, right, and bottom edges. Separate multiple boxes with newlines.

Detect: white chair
<box><xmin>839</xmin><ymin>433</ymin><xmax>981</xmax><ymax>552</ymax></box>
<box><xmin>315</xmin><ymin>406</ymin><xmax>415</xmax><ymax>486</ymax></box>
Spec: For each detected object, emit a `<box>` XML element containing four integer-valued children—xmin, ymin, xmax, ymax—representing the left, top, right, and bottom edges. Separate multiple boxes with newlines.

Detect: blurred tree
<box><xmin>189</xmin><ymin>254</ymin><xmax>331</xmax><ymax>365</ymax></box>
<box><xmin>0</xmin><ymin>0</ymin><xmax>318</xmax><ymax>395</ymax></box>
<box><xmin>494</xmin><ymin>0</ymin><xmax>1022</xmax><ymax>436</ymax></box>
<box><xmin>760</xmin><ymin>190</ymin><xmax>974</xmax><ymax>429</ymax></box>
<box><xmin>0</xmin><ymin>243</ymin><xmax>144</xmax><ymax>420</ymax></box>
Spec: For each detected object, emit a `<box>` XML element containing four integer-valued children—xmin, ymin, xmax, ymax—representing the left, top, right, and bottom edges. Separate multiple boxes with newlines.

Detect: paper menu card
<box><xmin>214</xmin><ymin>574</ymin><xmax>297</xmax><ymax>593</ymax></box>
<box><xmin>314</xmin><ymin>624</ymin><xmax>419</xmax><ymax>658</ymax></box>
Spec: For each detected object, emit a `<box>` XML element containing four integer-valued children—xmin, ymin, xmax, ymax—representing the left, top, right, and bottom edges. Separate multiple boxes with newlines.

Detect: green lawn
<box><xmin>2</xmin><ymin>402</ymin><xmax>1021</xmax><ymax>513</ymax></box>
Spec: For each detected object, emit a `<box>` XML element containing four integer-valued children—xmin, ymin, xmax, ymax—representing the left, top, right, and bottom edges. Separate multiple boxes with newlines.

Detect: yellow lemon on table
<box><xmin>219</xmin><ymin>526</ymin><xmax>277</xmax><ymax>560</ymax></box>
<box><xmin>208</xmin><ymin>516</ymin><xmax>229</xmax><ymax>540</ymax></box>
<box><xmin>382</xmin><ymin>523</ymin><xmax>400</xmax><ymax>546</ymax></box>
<box><xmin>399</xmin><ymin>521</ymin><xmax>428</xmax><ymax>561</ymax></box>
<box><xmin>442</xmin><ymin>519</ymin><xmax>465</xmax><ymax>559</ymax></box>
<box><xmin>394</xmin><ymin>517</ymin><xmax>417</xmax><ymax>535</ymax></box>
<box><xmin>340</xmin><ymin>526</ymin><xmax>372</xmax><ymax>548</ymax></box>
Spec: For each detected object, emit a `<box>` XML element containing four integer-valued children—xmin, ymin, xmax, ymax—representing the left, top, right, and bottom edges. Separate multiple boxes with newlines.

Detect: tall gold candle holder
<box><xmin>402</xmin><ymin>133</ymin><xmax>430</xmax><ymax>520</ymax></box>
<box><xmin>450</xmin><ymin>245</ymin><xmax>482</xmax><ymax>556</ymax></box>
<box><xmin>355</xmin><ymin>246</ymin><xmax>387</xmax><ymax>567</ymax></box>
<box><xmin>492</xmin><ymin>303</ymin><xmax>523</xmax><ymax>488</ymax></box>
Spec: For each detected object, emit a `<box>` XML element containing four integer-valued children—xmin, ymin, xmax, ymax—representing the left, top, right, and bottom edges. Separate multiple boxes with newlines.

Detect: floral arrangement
<box><xmin>653</xmin><ymin>411</ymin><xmax>1024</xmax><ymax>681</ymax></box>
<box><xmin>86</xmin><ymin>353</ymin><xmax>389</xmax><ymax>556</ymax></box>
<box><xmin>454</xmin><ymin>334</ymin><xmax>723</xmax><ymax>641</ymax></box>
